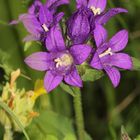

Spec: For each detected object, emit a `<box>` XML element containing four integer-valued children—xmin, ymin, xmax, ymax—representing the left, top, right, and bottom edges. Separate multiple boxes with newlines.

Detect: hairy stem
<box><xmin>73</xmin><ymin>91</ymin><xmax>85</xmax><ymax>140</ymax></box>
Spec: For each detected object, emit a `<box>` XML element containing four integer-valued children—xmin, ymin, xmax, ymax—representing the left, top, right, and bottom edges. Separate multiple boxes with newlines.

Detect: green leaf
<box><xmin>63</xmin><ymin>134</ymin><xmax>76</xmax><ymax>140</ymax></box>
<box><xmin>63</xmin><ymin>132</ymin><xmax>92</xmax><ymax>140</ymax></box>
<box><xmin>60</xmin><ymin>82</ymin><xmax>80</xmax><ymax>97</ymax></box>
<box><xmin>135</xmin><ymin>135</ymin><xmax>140</xmax><ymax>140</ymax></box>
<box><xmin>77</xmin><ymin>63</ymin><xmax>104</xmax><ymax>82</ymax></box>
<box><xmin>26</xmin><ymin>111</ymin><xmax>76</xmax><ymax>140</ymax></box>
<box><xmin>24</xmin><ymin>41</ymin><xmax>42</xmax><ymax>51</ymax></box>
<box><xmin>82</xmin><ymin>68</ymin><xmax>104</xmax><ymax>82</ymax></box>
<box><xmin>132</xmin><ymin>57</ymin><xmax>140</xmax><ymax>71</ymax></box>
<box><xmin>24</xmin><ymin>41</ymin><xmax>33</xmax><ymax>51</ymax></box>
<box><xmin>121</xmin><ymin>126</ymin><xmax>131</xmax><ymax>140</ymax></box>
<box><xmin>79</xmin><ymin>57</ymin><xmax>140</xmax><ymax>82</ymax></box>
<box><xmin>46</xmin><ymin>135</ymin><xmax>58</xmax><ymax>140</ymax></box>
<box><xmin>0</xmin><ymin>99</ymin><xmax>30</xmax><ymax>140</ymax></box>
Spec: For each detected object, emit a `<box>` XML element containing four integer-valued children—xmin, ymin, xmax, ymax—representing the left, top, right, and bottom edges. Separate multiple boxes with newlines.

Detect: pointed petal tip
<box><xmin>76</xmin><ymin>80</ymin><xmax>83</xmax><ymax>88</ymax></box>
<box><xmin>64</xmin><ymin>68</ymin><xmax>83</xmax><ymax>87</ymax></box>
<box><xmin>111</xmin><ymin>7</ymin><xmax>128</xmax><ymax>13</ymax></box>
<box><xmin>104</xmin><ymin>66</ymin><xmax>121</xmax><ymax>88</ymax></box>
<box><xmin>96</xmin><ymin>8</ymin><xmax>128</xmax><ymax>25</ymax></box>
<box><xmin>119</xmin><ymin>29</ymin><xmax>128</xmax><ymax>35</ymax></box>
<box><xmin>109</xmin><ymin>29</ymin><xmax>129</xmax><ymax>52</ymax></box>
<box><xmin>113</xmin><ymin>82</ymin><xmax>119</xmax><ymax>88</ymax></box>
<box><xmin>90</xmin><ymin>52</ymin><xmax>103</xmax><ymax>70</ymax></box>
<box><xmin>119</xmin><ymin>8</ymin><xmax>128</xmax><ymax>13</ymax></box>
<box><xmin>125</xmin><ymin>55</ymin><xmax>133</xmax><ymax>70</ymax></box>
<box><xmin>9</xmin><ymin>20</ymin><xmax>19</xmax><ymax>25</ymax></box>
<box><xmin>44</xmin><ymin>71</ymin><xmax>63</xmax><ymax>93</ymax></box>
<box><xmin>24</xmin><ymin>57</ymin><xmax>29</xmax><ymax>65</ymax></box>
<box><xmin>24</xmin><ymin>52</ymin><xmax>50</xmax><ymax>71</ymax></box>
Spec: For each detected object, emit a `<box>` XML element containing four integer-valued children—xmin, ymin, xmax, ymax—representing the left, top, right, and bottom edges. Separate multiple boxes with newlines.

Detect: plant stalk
<box><xmin>73</xmin><ymin>91</ymin><xmax>85</xmax><ymax>140</ymax></box>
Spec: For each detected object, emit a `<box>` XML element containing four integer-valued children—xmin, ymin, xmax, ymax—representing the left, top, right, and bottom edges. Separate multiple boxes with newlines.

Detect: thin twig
<box><xmin>110</xmin><ymin>87</ymin><xmax>140</xmax><ymax>119</ymax></box>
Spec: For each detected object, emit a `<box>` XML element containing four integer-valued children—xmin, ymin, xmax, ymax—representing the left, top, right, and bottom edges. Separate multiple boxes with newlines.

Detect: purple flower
<box><xmin>90</xmin><ymin>26</ymin><xmax>132</xmax><ymax>87</ymax></box>
<box><xmin>25</xmin><ymin>25</ymin><xmax>92</xmax><ymax>92</ymax></box>
<box><xmin>67</xmin><ymin>0</ymin><xmax>128</xmax><ymax>44</ymax></box>
<box><xmin>11</xmin><ymin>0</ymin><xmax>69</xmax><ymax>42</ymax></box>
<box><xmin>67</xmin><ymin>7</ymin><xmax>95</xmax><ymax>44</ymax></box>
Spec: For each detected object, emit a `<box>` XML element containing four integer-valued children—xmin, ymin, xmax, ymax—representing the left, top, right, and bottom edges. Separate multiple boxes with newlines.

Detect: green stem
<box><xmin>73</xmin><ymin>90</ymin><xmax>85</xmax><ymax>140</ymax></box>
<box><xmin>0</xmin><ymin>99</ymin><xmax>30</xmax><ymax>140</ymax></box>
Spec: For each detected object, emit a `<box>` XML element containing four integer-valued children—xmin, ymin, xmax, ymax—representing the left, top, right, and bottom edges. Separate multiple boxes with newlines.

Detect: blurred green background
<box><xmin>0</xmin><ymin>0</ymin><xmax>140</xmax><ymax>140</ymax></box>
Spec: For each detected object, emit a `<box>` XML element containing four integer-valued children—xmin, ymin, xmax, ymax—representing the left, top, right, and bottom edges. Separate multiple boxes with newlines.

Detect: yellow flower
<box><xmin>31</xmin><ymin>80</ymin><xmax>46</xmax><ymax>101</ymax></box>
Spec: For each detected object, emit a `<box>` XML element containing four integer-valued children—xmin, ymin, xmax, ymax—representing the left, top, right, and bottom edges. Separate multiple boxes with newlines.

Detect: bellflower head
<box><xmin>67</xmin><ymin>7</ymin><xmax>95</xmax><ymax>44</ymax></box>
<box><xmin>90</xmin><ymin>25</ymin><xmax>132</xmax><ymax>87</ymax></box>
<box><xmin>11</xmin><ymin>0</ymin><xmax>69</xmax><ymax>42</ymax></box>
<box><xmin>25</xmin><ymin>25</ymin><xmax>92</xmax><ymax>92</ymax></box>
<box><xmin>67</xmin><ymin>0</ymin><xmax>128</xmax><ymax>44</ymax></box>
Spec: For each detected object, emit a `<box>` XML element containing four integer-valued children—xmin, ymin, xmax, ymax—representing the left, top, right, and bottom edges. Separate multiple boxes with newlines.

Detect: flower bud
<box><xmin>67</xmin><ymin>7</ymin><xmax>95</xmax><ymax>44</ymax></box>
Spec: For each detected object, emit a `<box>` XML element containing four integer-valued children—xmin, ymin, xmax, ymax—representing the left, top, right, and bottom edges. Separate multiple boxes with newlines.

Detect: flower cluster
<box><xmin>0</xmin><ymin>69</ymin><xmax>45</xmax><ymax>131</ymax></box>
<box><xmin>15</xmin><ymin>0</ymin><xmax>132</xmax><ymax>92</ymax></box>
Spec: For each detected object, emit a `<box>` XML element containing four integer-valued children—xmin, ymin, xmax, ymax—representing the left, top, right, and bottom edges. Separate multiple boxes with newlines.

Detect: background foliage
<box><xmin>0</xmin><ymin>0</ymin><xmax>140</xmax><ymax>140</ymax></box>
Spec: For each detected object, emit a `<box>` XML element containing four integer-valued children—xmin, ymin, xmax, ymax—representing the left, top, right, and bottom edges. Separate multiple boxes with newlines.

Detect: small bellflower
<box><xmin>90</xmin><ymin>26</ymin><xmax>132</xmax><ymax>87</ymax></box>
<box><xmin>25</xmin><ymin>25</ymin><xmax>92</xmax><ymax>92</ymax></box>
<box><xmin>11</xmin><ymin>0</ymin><xmax>69</xmax><ymax>42</ymax></box>
<box><xmin>67</xmin><ymin>0</ymin><xmax>128</xmax><ymax>44</ymax></box>
<box><xmin>67</xmin><ymin>7</ymin><xmax>95</xmax><ymax>44</ymax></box>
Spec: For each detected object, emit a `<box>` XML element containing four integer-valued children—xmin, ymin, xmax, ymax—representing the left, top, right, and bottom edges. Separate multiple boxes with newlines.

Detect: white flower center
<box><xmin>90</xmin><ymin>6</ymin><xmax>101</xmax><ymax>15</ymax></box>
<box><xmin>42</xmin><ymin>24</ymin><xmax>49</xmax><ymax>32</ymax></box>
<box><xmin>54</xmin><ymin>54</ymin><xmax>73</xmax><ymax>68</ymax></box>
<box><xmin>99</xmin><ymin>48</ymin><xmax>113</xmax><ymax>58</ymax></box>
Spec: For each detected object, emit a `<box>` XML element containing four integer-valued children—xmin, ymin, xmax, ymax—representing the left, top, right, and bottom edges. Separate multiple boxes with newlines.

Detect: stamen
<box><xmin>90</xmin><ymin>6</ymin><xmax>101</xmax><ymax>15</ymax></box>
<box><xmin>99</xmin><ymin>48</ymin><xmax>113</xmax><ymax>58</ymax></box>
<box><xmin>55</xmin><ymin>58</ymin><xmax>63</xmax><ymax>68</ymax></box>
<box><xmin>54</xmin><ymin>54</ymin><xmax>73</xmax><ymax>68</ymax></box>
<box><xmin>42</xmin><ymin>24</ymin><xmax>49</xmax><ymax>32</ymax></box>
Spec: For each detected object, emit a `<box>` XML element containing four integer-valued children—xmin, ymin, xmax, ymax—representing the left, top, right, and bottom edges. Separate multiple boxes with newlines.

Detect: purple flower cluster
<box><xmin>15</xmin><ymin>0</ymin><xmax>132</xmax><ymax>92</ymax></box>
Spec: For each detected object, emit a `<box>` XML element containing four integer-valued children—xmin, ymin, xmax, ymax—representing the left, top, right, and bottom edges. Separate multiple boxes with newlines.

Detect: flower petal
<box><xmin>94</xmin><ymin>23</ymin><xmax>108</xmax><ymax>47</ymax></box>
<box><xmin>64</xmin><ymin>68</ymin><xmax>83</xmax><ymax>87</ymax></box>
<box><xmin>96</xmin><ymin>8</ymin><xmax>128</xmax><ymax>25</ymax></box>
<box><xmin>9</xmin><ymin>20</ymin><xmax>19</xmax><ymax>25</ymax></box>
<box><xmin>23</xmin><ymin>35</ymin><xmax>39</xmax><ymax>42</ymax></box>
<box><xmin>28</xmin><ymin>0</ymin><xmax>42</xmax><ymax>14</ymax></box>
<box><xmin>103</xmin><ymin>53</ymin><xmax>132</xmax><ymax>70</ymax></box>
<box><xmin>67</xmin><ymin>8</ymin><xmax>92</xmax><ymax>44</ymax></box>
<box><xmin>70</xmin><ymin>44</ymin><xmax>92</xmax><ymax>64</ymax></box>
<box><xmin>109</xmin><ymin>30</ymin><xmax>128</xmax><ymax>52</ymax></box>
<box><xmin>45</xmin><ymin>0</ymin><xmax>69</xmax><ymax>12</ymax></box>
<box><xmin>44</xmin><ymin>71</ymin><xmax>63</xmax><ymax>92</ymax></box>
<box><xmin>90</xmin><ymin>52</ymin><xmax>103</xmax><ymax>70</ymax></box>
<box><xmin>76</xmin><ymin>0</ymin><xmax>88</xmax><ymax>9</ymax></box>
<box><xmin>53</xmin><ymin>12</ymin><xmax>64</xmax><ymax>25</ymax></box>
<box><xmin>45</xmin><ymin>25</ymin><xmax>66</xmax><ymax>51</ymax></box>
<box><xmin>39</xmin><ymin>5</ymin><xmax>53</xmax><ymax>26</ymax></box>
<box><xmin>19</xmin><ymin>14</ymin><xmax>42</xmax><ymax>36</ymax></box>
<box><xmin>88</xmin><ymin>0</ymin><xmax>107</xmax><ymax>12</ymax></box>
<box><xmin>24</xmin><ymin>52</ymin><xmax>51</xmax><ymax>71</ymax></box>
<box><xmin>104</xmin><ymin>65</ymin><xmax>120</xmax><ymax>87</ymax></box>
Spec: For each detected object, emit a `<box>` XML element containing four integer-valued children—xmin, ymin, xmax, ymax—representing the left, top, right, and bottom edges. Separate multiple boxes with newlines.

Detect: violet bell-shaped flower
<box><xmin>67</xmin><ymin>0</ymin><xmax>128</xmax><ymax>44</ymax></box>
<box><xmin>11</xmin><ymin>0</ymin><xmax>69</xmax><ymax>42</ymax></box>
<box><xmin>90</xmin><ymin>25</ymin><xmax>132</xmax><ymax>87</ymax></box>
<box><xmin>67</xmin><ymin>6</ymin><xmax>95</xmax><ymax>44</ymax></box>
<box><xmin>25</xmin><ymin>25</ymin><xmax>92</xmax><ymax>92</ymax></box>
